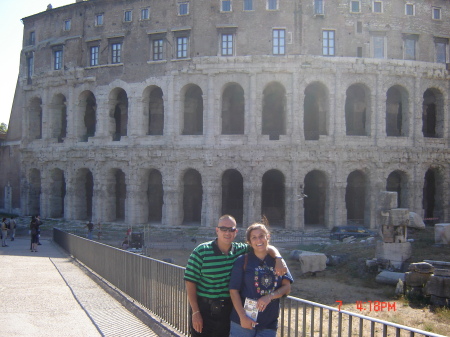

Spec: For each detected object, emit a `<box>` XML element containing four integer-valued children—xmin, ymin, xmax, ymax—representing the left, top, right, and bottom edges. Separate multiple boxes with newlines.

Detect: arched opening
<box><xmin>422</xmin><ymin>89</ymin><xmax>444</xmax><ymax>138</ymax></box>
<box><xmin>221</xmin><ymin>83</ymin><xmax>245</xmax><ymax>134</ymax></box>
<box><xmin>148</xmin><ymin>87</ymin><xmax>164</xmax><ymax>135</ymax></box>
<box><xmin>386</xmin><ymin>86</ymin><xmax>408</xmax><ymax>137</ymax></box>
<box><xmin>304</xmin><ymin>170</ymin><xmax>327</xmax><ymax>226</ymax></box>
<box><xmin>221</xmin><ymin>169</ymin><xmax>244</xmax><ymax>224</ymax></box>
<box><xmin>304</xmin><ymin>82</ymin><xmax>328</xmax><ymax>140</ymax></box>
<box><xmin>423</xmin><ymin>168</ymin><xmax>444</xmax><ymax>221</ymax></box>
<box><xmin>345</xmin><ymin>84</ymin><xmax>370</xmax><ymax>136</ymax></box>
<box><xmin>49</xmin><ymin>168</ymin><xmax>65</xmax><ymax>218</ymax></box>
<box><xmin>386</xmin><ymin>171</ymin><xmax>408</xmax><ymax>208</ymax></box>
<box><xmin>262</xmin><ymin>82</ymin><xmax>286</xmax><ymax>139</ymax></box>
<box><xmin>115</xmin><ymin>170</ymin><xmax>126</xmax><ymax>220</ymax></box>
<box><xmin>262</xmin><ymin>170</ymin><xmax>285</xmax><ymax>227</ymax></box>
<box><xmin>78</xmin><ymin>91</ymin><xmax>96</xmax><ymax>141</ymax></box>
<box><xmin>346</xmin><ymin>170</ymin><xmax>366</xmax><ymax>225</ymax></box>
<box><xmin>28</xmin><ymin>169</ymin><xmax>41</xmax><ymax>216</ymax></box>
<box><xmin>50</xmin><ymin>94</ymin><xmax>67</xmax><ymax>143</ymax></box>
<box><xmin>183</xmin><ymin>169</ymin><xmax>202</xmax><ymax>224</ymax></box>
<box><xmin>182</xmin><ymin>85</ymin><xmax>203</xmax><ymax>135</ymax></box>
<box><xmin>74</xmin><ymin>169</ymin><xmax>93</xmax><ymax>220</ymax></box>
<box><xmin>110</xmin><ymin>88</ymin><xmax>128</xmax><ymax>141</ymax></box>
<box><xmin>147</xmin><ymin>169</ymin><xmax>163</xmax><ymax>222</ymax></box>
<box><xmin>29</xmin><ymin>97</ymin><xmax>42</xmax><ymax>140</ymax></box>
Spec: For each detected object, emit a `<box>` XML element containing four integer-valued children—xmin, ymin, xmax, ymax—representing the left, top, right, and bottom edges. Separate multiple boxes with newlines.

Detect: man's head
<box><xmin>215</xmin><ymin>214</ymin><xmax>238</xmax><ymax>246</ymax></box>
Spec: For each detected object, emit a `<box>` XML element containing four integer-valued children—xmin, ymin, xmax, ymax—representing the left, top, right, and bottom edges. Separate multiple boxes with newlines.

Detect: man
<box><xmin>1</xmin><ymin>218</ymin><xmax>8</xmax><ymax>247</ymax></box>
<box><xmin>184</xmin><ymin>215</ymin><xmax>286</xmax><ymax>337</ymax></box>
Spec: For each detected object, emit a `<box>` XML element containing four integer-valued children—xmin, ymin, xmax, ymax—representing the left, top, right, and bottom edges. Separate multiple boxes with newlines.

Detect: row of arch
<box><xmin>26</xmin><ymin>81</ymin><xmax>446</xmax><ymax>143</ymax></box>
<box><xmin>26</xmin><ymin>166</ymin><xmax>443</xmax><ymax>227</ymax></box>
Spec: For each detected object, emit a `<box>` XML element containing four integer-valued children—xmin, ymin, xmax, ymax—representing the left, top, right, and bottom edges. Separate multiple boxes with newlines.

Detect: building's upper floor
<box><xmin>20</xmin><ymin>0</ymin><xmax>450</xmax><ymax>86</ymax></box>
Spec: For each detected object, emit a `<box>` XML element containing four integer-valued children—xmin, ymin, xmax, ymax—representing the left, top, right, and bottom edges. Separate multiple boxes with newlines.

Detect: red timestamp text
<box><xmin>355</xmin><ymin>301</ymin><xmax>396</xmax><ymax>312</ymax></box>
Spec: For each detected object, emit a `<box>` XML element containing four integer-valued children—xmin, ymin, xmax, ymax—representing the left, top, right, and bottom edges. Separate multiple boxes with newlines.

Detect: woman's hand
<box><xmin>240</xmin><ymin>315</ymin><xmax>258</xmax><ymax>330</ymax></box>
<box><xmin>257</xmin><ymin>294</ymin><xmax>272</xmax><ymax>312</ymax></box>
<box><xmin>274</xmin><ymin>258</ymin><xmax>287</xmax><ymax>276</ymax></box>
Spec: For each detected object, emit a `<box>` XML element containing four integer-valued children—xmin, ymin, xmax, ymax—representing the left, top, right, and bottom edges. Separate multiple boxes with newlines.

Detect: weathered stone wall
<box><xmin>4</xmin><ymin>0</ymin><xmax>450</xmax><ymax>229</ymax></box>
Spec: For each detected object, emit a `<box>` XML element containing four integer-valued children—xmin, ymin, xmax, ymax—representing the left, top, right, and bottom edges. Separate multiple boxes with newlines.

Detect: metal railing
<box><xmin>53</xmin><ymin>228</ymin><xmax>446</xmax><ymax>337</ymax></box>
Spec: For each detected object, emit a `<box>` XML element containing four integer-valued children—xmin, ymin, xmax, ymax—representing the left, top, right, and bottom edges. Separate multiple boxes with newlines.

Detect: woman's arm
<box><xmin>230</xmin><ymin>289</ymin><xmax>257</xmax><ymax>330</ymax></box>
<box><xmin>256</xmin><ymin>278</ymin><xmax>291</xmax><ymax>312</ymax></box>
<box><xmin>267</xmin><ymin>245</ymin><xmax>287</xmax><ymax>276</ymax></box>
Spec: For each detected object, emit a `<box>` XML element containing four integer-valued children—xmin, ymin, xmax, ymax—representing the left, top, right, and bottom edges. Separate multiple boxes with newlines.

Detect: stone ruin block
<box><xmin>389</xmin><ymin>208</ymin><xmax>410</xmax><ymax>227</ymax></box>
<box><xmin>291</xmin><ymin>251</ymin><xmax>327</xmax><ymax>274</ymax></box>
<box><xmin>434</xmin><ymin>223</ymin><xmax>450</xmax><ymax>244</ymax></box>
<box><xmin>375</xmin><ymin>241</ymin><xmax>412</xmax><ymax>269</ymax></box>
<box><xmin>405</xmin><ymin>262</ymin><xmax>434</xmax><ymax>287</ymax></box>
<box><xmin>379</xmin><ymin>191</ymin><xmax>398</xmax><ymax>211</ymax></box>
<box><xmin>424</xmin><ymin>275</ymin><xmax>450</xmax><ymax>298</ymax></box>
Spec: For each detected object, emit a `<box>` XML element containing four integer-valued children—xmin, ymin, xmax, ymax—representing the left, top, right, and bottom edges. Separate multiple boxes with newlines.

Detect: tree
<box><xmin>0</xmin><ymin>123</ymin><xmax>7</xmax><ymax>133</ymax></box>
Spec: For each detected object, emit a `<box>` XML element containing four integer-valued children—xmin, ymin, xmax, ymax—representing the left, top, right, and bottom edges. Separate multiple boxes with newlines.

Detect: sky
<box><xmin>1</xmin><ymin>0</ymin><xmax>75</xmax><ymax>126</ymax></box>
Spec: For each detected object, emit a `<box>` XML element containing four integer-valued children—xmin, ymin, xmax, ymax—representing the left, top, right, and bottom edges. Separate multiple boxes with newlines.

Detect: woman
<box><xmin>229</xmin><ymin>223</ymin><xmax>293</xmax><ymax>337</ymax></box>
<box><xmin>30</xmin><ymin>216</ymin><xmax>39</xmax><ymax>252</ymax></box>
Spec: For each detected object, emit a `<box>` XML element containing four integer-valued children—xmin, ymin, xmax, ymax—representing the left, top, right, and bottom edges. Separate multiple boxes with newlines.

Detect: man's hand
<box><xmin>274</xmin><ymin>258</ymin><xmax>287</xmax><ymax>276</ymax></box>
<box><xmin>192</xmin><ymin>311</ymin><xmax>203</xmax><ymax>333</ymax></box>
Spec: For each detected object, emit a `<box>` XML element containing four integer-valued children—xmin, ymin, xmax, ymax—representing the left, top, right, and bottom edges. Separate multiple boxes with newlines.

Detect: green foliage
<box><xmin>0</xmin><ymin>123</ymin><xmax>7</xmax><ymax>133</ymax></box>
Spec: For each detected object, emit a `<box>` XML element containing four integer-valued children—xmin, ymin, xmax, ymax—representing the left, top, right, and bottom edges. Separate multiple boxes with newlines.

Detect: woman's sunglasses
<box><xmin>218</xmin><ymin>226</ymin><xmax>237</xmax><ymax>232</ymax></box>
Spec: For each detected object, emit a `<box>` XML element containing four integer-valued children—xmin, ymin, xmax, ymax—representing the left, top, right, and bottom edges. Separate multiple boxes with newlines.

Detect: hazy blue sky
<box><xmin>1</xmin><ymin>0</ymin><xmax>74</xmax><ymax>126</ymax></box>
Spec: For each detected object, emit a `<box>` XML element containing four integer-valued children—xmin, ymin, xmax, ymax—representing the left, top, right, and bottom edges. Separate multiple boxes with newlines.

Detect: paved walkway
<box><xmin>0</xmin><ymin>236</ymin><xmax>178</xmax><ymax>337</ymax></box>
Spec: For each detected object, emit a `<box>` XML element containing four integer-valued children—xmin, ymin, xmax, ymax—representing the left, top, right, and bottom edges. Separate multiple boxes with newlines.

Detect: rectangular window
<box><xmin>54</xmin><ymin>49</ymin><xmax>63</xmax><ymax>70</ymax></box>
<box><xmin>221</xmin><ymin>0</ymin><xmax>231</xmax><ymax>12</ymax></box>
<box><xmin>323</xmin><ymin>30</ymin><xmax>335</xmax><ymax>56</ymax></box>
<box><xmin>268</xmin><ymin>0</ymin><xmax>278</xmax><ymax>10</ymax></box>
<box><xmin>111</xmin><ymin>43</ymin><xmax>122</xmax><ymax>64</ymax></box>
<box><xmin>64</xmin><ymin>20</ymin><xmax>71</xmax><ymax>31</ymax></box>
<box><xmin>357</xmin><ymin>46</ymin><xmax>363</xmax><ymax>57</ymax></box>
<box><xmin>27</xmin><ymin>54</ymin><xmax>34</xmax><ymax>81</ymax></box>
<box><xmin>436</xmin><ymin>42</ymin><xmax>447</xmax><ymax>63</ymax></box>
<box><xmin>153</xmin><ymin>39</ymin><xmax>164</xmax><ymax>60</ymax></box>
<box><xmin>350</xmin><ymin>1</ymin><xmax>360</xmax><ymax>13</ymax></box>
<box><xmin>221</xmin><ymin>34</ymin><xmax>233</xmax><ymax>56</ymax></box>
<box><xmin>90</xmin><ymin>46</ymin><xmax>99</xmax><ymax>66</ymax></box>
<box><xmin>244</xmin><ymin>0</ymin><xmax>253</xmax><ymax>11</ymax></box>
<box><xmin>95</xmin><ymin>14</ymin><xmax>104</xmax><ymax>26</ymax></box>
<box><xmin>405</xmin><ymin>4</ymin><xmax>414</xmax><ymax>16</ymax></box>
<box><xmin>141</xmin><ymin>8</ymin><xmax>150</xmax><ymax>20</ymax></box>
<box><xmin>179</xmin><ymin>2</ymin><xmax>189</xmax><ymax>15</ymax></box>
<box><xmin>314</xmin><ymin>0</ymin><xmax>324</xmax><ymax>15</ymax></box>
<box><xmin>373</xmin><ymin>36</ymin><xmax>385</xmax><ymax>58</ymax></box>
<box><xmin>124</xmin><ymin>10</ymin><xmax>132</xmax><ymax>22</ymax></box>
<box><xmin>404</xmin><ymin>38</ymin><xmax>416</xmax><ymax>60</ymax></box>
<box><xmin>273</xmin><ymin>29</ymin><xmax>285</xmax><ymax>55</ymax></box>
<box><xmin>29</xmin><ymin>31</ymin><xmax>35</xmax><ymax>45</ymax></box>
<box><xmin>177</xmin><ymin>37</ymin><xmax>188</xmax><ymax>58</ymax></box>
<box><xmin>373</xmin><ymin>1</ymin><xmax>382</xmax><ymax>13</ymax></box>
<box><xmin>432</xmin><ymin>7</ymin><xmax>441</xmax><ymax>20</ymax></box>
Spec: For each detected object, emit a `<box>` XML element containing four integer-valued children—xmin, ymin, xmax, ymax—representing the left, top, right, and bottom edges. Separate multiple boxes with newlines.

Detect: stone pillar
<box><xmin>334</xmin><ymin>180</ymin><xmax>347</xmax><ymax>226</ymax></box>
<box><xmin>374</xmin><ymin>73</ymin><xmax>385</xmax><ymax>140</ymax></box>
<box><xmin>244</xmin><ymin>171</ymin><xmax>261</xmax><ymax>225</ymax></box>
<box><xmin>412</xmin><ymin>167</ymin><xmax>425</xmax><ymax>218</ymax></box>
<box><xmin>4</xmin><ymin>182</ymin><xmax>12</xmax><ymax>214</ymax></box>
<box><xmin>126</xmin><ymin>168</ymin><xmax>141</xmax><ymax>224</ymax></box>
<box><xmin>162</xmin><ymin>177</ymin><xmax>181</xmax><ymax>226</ymax></box>
<box><xmin>247</xmin><ymin>74</ymin><xmax>257</xmax><ymax>145</ymax></box>
<box><xmin>333</xmin><ymin>71</ymin><xmax>345</xmax><ymax>141</ymax></box>
<box><xmin>285</xmin><ymin>179</ymin><xmax>302</xmax><ymax>229</ymax></box>
<box><xmin>94</xmin><ymin>92</ymin><xmax>110</xmax><ymax>139</ymax></box>
<box><xmin>39</xmin><ymin>169</ymin><xmax>50</xmax><ymax>218</ymax></box>
<box><xmin>165</xmin><ymin>75</ymin><xmax>176</xmax><ymax>139</ymax></box>
<box><xmin>294</xmin><ymin>74</ymin><xmax>304</xmax><ymax>142</ymax></box>
<box><xmin>205</xmin><ymin>74</ymin><xmax>216</xmax><ymax>145</ymax></box>
<box><xmin>128</xmin><ymin>92</ymin><xmax>144</xmax><ymax>137</ymax></box>
<box><xmin>201</xmin><ymin>175</ymin><xmax>220</xmax><ymax>227</ymax></box>
<box><xmin>40</xmin><ymin>91</ymin><xmax>50</xmax><ymax>140</ymax></box>
<box><xmin>65</xmin><ymin>86</ymin><xmax>76</xmax><ymax>143</ymax></box>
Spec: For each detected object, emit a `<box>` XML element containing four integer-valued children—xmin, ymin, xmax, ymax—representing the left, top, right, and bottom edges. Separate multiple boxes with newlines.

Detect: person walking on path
<box><xmin>9</xmin><ymin>217</ymin><xmax>16</xmax><ymax>241</ymax></box>
<box><xmin>1</xmin><ymin>218</ymin><xmax>9</xmax><ymax>247</ymax></box>
<box><xmin>184</xmin><ymin>215</ymin><xmax>287</xmax><ymax>337</ymax></box>
<box><xmin>86</xmin><ymin>221</ymin><xmax>94</xmax><ymax>240</ymax></box>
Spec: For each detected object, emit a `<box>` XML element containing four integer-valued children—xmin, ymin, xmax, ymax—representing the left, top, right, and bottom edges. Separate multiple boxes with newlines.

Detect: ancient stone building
<box><xmin>3</xmin><ymin>0</ymin><xmax>450</xmax><ymax>229</ymax></box>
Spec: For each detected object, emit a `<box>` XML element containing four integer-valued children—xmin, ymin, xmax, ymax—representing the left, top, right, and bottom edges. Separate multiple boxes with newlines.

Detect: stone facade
<box><xmin>2</xmin><ymin>0</ymin><xmax>450</xmax><ymax>229</ymax></box>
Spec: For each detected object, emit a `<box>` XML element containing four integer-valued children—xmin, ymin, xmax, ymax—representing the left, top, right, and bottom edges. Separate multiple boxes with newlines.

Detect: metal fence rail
<box><xmin>53</xmin><ymin>229</ymin><xmax>445</xmax><ymax>337</ymax></box>
<box><xmin>279</xmin><ymin>297</ymin><xmax>445</xmax><ymax>337</ymax></box>
<box><xmin>53</xmin><ymin>228</ymin><xmax>189</xmax><ymax>336</ymax></box>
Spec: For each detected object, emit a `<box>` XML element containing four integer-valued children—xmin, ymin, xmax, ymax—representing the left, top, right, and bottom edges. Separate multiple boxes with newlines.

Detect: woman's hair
<box><xmin>246</xmin><ymin>222</ymin><xmax>271</xmax><ymax>244</ymax></box>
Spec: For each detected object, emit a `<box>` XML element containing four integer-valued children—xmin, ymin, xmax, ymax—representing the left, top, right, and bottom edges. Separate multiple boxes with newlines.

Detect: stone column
<box><xmin>334</xmin><ymin>71</ymin><xmax>345</xmax><ymax>142</ymax></box>
<box><xmin>247</xmin><ymin>74</ymin><xmax>257</xmax><ymax>145</ymax></box>
<box><xmin>94</xmin><ymin>92</ymin><xmax>111</xmax><ymax>139</ymax></box>
<box><xmin>201</xmin><ymin>175</ymin><xmax>220</xmax><ymax>227</ymax></box>
<box><xmin>65</xmin><ymin>86</ymin><xmax>76</xmax><ymax>143</ymax></box>
<box><xmin>333</xmin><ymin>176</ymin><xmax>348</xmax><ymax>226</ymax></box>
<box><xmin>165</xmin><ymin>75</ymin><xmax>176</xmax><ymax>140</ymax></box>
<box><xmin>39</xmin><ymin>168</ymin><xmax>50</xmax><ymax>218</ymax></box>
<box><xmin>128</xmin><ymin>92</ymin><xmax>144</xmax><ymax>137</ymax></box>
<box><xmin>4</xmin><ymin>183</ymin><xmax>12</xmax><ymax>214</ymax></box>
<box><xmin>293</xmin><ymin>72</ymin><xmax>304</xmax><ymax>142</ymax></box>
<box><xmin>40</xmin><ymin>90</ymin><xmax>50</xmax><ymax>140</ymax></box>
<box><xmin>162</xmin><ymin>177</ymin><xmax>181</xmax><ymax>226</ymax></box>
<box><xmin>126</xmin><ymin>168</ymin><xmax>141</xmax><ymax>224</ymax></box>
<box><xmin>205</xmin><ymin>74</ymin><xmax>216</xmax><ymax>145</ymax></box>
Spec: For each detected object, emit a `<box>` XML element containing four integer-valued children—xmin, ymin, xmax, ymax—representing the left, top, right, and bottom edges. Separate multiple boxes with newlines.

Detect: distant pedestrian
<box><xmin>1</xmin><ymin>218</ymin><xmax>8</xmax><ymax>247</ymax></box>
<box><xmin>86</xmin><ymin>221</ymin><xmax>94</xmax><ymax>240</ymax></box>
<box><xmin>36</xmin><ymin>215</ymin><xmax>42</xmax><ymax>245</ymax></box>
<box><xmin>9</xmin><ymin>217</ymin><xmax>16</xmax><ymax>241</ymax></box>
<box><xmin>30</xmin><ymin>217</ymin><xmax>39</xmax><ymax>252</ymax></box>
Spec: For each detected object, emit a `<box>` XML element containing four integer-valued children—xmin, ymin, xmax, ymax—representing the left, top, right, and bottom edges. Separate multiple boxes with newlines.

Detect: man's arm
<box><xmin>267</xmin><ymin>245</ymin><xmax>287</xmax><ymax>276</ymax></box>
<box><xmin>185</xmin><ymin>280</ymin><xmax>203</xmax><ymax>334</ymax></box>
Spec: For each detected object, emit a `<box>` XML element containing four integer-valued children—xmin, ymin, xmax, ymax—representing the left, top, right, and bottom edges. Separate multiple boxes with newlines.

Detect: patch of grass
<box><xmin>434</xmin><ymin>307</ymin><xmax>450</xmax><ymax>323</ymax></box>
